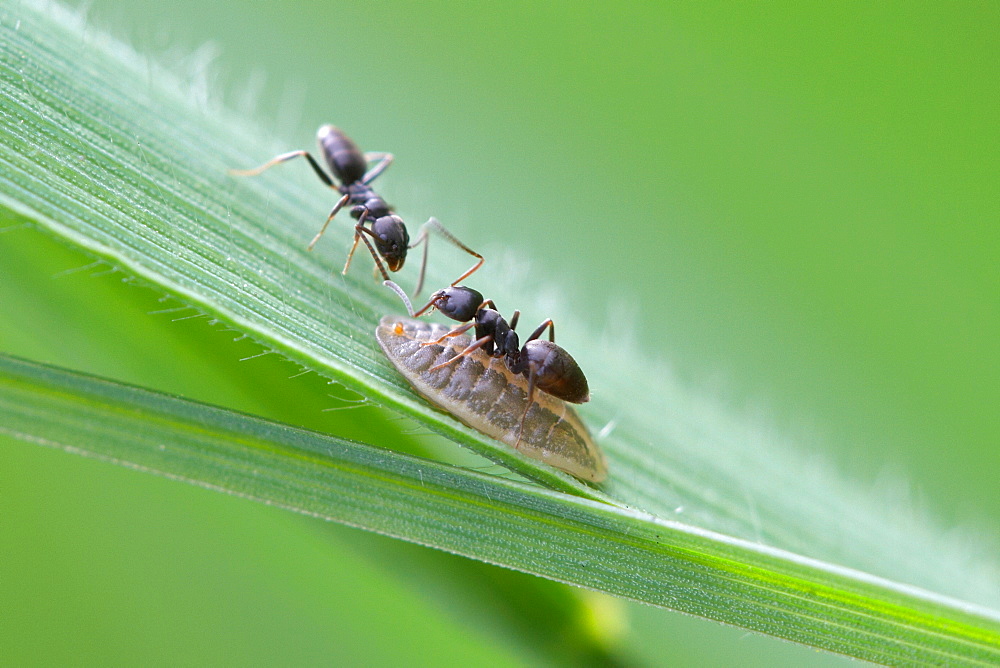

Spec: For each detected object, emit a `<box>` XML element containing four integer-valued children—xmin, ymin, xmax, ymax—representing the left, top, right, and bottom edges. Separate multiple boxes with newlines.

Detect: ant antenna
<box><xmin>383</xmin><ymin>280</ymin><xmax>414</xmax><ymax>317</ymax></box>
<box><xmin>409</xmin><ymin>217</ymin><xmax>484</xmax><ymax>296</ymax></box>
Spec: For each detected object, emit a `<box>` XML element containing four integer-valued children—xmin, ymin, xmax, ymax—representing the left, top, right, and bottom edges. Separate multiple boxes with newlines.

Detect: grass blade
<box><xmin>2</xmin><ymin>353</ymin><xmax>998</xmax><ymax>665</ymax></box>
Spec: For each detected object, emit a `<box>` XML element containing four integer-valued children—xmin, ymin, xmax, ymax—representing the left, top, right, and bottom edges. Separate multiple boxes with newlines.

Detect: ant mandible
<box><xmin>413</xmin><ymin>285</ymin><xmax>590</xmax><ymax>444</ymax></box>
<box><xmin>231</xmin><ymin>125</ymin><xmax>482</xmax><ymax>294</ymax></box>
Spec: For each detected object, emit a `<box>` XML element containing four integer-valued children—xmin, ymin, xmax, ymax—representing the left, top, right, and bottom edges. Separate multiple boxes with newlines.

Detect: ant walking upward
<box><xmin>413</xmin><ymin>285</ymin><xmax>590</xmax><ymax>445</ymax></box>
<box><xmin>231</xmin><ymin>125</ymin><xmax>482</xmax><ymax>294</ymax></box>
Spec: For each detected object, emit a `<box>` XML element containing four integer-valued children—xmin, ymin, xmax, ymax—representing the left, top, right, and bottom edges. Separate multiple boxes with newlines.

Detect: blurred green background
<box><xmin>2</xmin><ymin>1</ymin><xmax>996</xmax><ymax>665</ymax></box>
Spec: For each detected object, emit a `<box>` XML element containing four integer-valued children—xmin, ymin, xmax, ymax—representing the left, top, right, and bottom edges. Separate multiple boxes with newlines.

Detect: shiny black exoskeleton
<box><xmin>414</xmin><ymin>286</ymin><xmax>590</xmax><ymax>406</ymax></box>
<box><xmin>232</xmin><ymin>125</ymin><xmax>481</xmax><ymax>293</ymax></box>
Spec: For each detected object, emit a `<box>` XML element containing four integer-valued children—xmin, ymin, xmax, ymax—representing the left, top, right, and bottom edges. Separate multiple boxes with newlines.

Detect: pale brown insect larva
<box><xmin>376</xmin><ymin>316</ymin><xmax>607</xmax><ymax>483</ymax></box>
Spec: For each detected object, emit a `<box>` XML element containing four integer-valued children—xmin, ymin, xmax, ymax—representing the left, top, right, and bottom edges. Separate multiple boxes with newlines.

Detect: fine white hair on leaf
<box><xmin>174</xmin><ymin>42</ymin><xmax>221</xmax><ymax>112</ymax></box>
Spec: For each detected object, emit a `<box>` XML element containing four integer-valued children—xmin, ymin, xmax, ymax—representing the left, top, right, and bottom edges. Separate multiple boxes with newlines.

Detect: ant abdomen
<box><xmin>521</xmin><ymin>340</ymin><xmax>590</xmax><ymax>404</ymax></box>
<box><xmin>317</xmin><ymin>125</ymin><xmax>367</xmax><ymax>184</ymax></box>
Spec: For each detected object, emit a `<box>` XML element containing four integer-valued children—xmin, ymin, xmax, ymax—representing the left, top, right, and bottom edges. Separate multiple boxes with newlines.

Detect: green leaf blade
<box><xmin>2</xmin><ymin>354</ymin><xmax>999</xmax><ymax>665</ymax></box>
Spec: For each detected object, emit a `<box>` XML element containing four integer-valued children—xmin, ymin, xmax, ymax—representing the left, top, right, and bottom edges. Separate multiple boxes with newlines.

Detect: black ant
<box><xmin>413</xmin><ymin>285</ymin><xmax>590</xmax><ymax>444</ymax></box>
<box><xmin>231</xmin><ymin>125</ymin><xmax>482</xmax><ymax>294</ymax></box>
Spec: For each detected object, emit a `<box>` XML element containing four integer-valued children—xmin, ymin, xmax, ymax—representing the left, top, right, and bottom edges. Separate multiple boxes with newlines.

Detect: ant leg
<box><xmin>514</xmin><ymin>366</ymin><xmax>539</xmax><ymax>450</ymax></box>
<box><xmin>416</xmin><ymin>229</ymin><xmax>432</xmax><ymax>297</ymax></box>
<box><xmin>523</xmin><ymin>318</ymin><xmax>555</xmax><ymax>344</ymax></box>
<box><xmin>343</xmin><ymin>224</ymin><xmax>391</xmax><ymax>281</ymax></box>
<box><xmin>412</xmin><ymin>296</ymin><xmax>440</xmax><ymax>317</ymax></box>
<box><xmin>409</xmin><ymin>217</ymin><xmax>484</xmax><ymax>296</ymax></box>
<box><xmin>359</xmin><ymin>231</ymin><xmax>392</xmax><ymax>281</ymax></box>
<box><xmin>429</xmin><ymin>334</ymin><xmax>495</xmax><ymax>371</ymax></box>
<box><xmin>307</xmin><ymin>193</ymin><xmax>351</xmax><ymax>250</ymax></box>
<box><xmin>412</xmin><ymin>291</ymin><xmax>447</xmax><ymax>317</ymax></box>
<box><xmin>342</xmin><ymin>210</ymin><xmax>371</xmax><ymax>275</ymax></box>
<box><xmin>410</xmin><ymin>225</ymin><xmax>432</xmax><ymax>298</ymax></box>
<box><xmin>230</xmin><ymin>150</ymin><xmax>335</xmax><ymax>188</ymax></box>
<box><xmin>362</xmin><ymin>152</ymin><xmax>395</xmax><ymax>184</ymax></box>
<box><xmin>420</xmin><ymin>321</ymin><xmax>475</xmax><ymax>346</ymax></box>
<box><xmin>343</xmin><ymin>233</ymin><xmax>363</xmax><ymax>275</ymax></box>
<box><xmin>509</xmin><ymin>310</ymin><xmax>521</xmax><ymax>331</ymax></box>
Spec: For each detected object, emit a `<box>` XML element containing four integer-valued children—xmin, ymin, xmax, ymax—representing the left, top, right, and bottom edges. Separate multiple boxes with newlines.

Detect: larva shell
<box><xmin>376</xmin><ymin>316</ymin><xmax>607</xmax><ymax>483</ymax></box>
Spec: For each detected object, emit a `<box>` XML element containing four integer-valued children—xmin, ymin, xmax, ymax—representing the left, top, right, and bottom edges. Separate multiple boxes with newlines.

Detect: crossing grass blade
<box><xmin>2</xmin><ymin>353</ymin><xmax>999</xmax><ymax>665</ymax></box>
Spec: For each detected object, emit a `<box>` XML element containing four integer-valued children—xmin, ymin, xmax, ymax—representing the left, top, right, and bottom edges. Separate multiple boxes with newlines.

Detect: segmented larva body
<box><xmin>376</xmin><ymin>316</ymin><xmax>607</xmax><ymax>483</ymax></box>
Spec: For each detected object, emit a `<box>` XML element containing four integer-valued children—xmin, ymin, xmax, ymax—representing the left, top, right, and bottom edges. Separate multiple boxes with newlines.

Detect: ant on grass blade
<box><xmin>231</xmin><ymin>125</ymin><xmax>482</xmax><ymax>294</ymax></box>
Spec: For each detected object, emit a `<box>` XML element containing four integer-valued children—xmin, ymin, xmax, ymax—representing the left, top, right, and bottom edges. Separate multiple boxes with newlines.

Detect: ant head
<box><xmin>370</xmin><ymin>215</ymin><xmax>410</xmax><ymax>271</ymax></box>
<box><xmin>416</xmin><ymin>286</ymin><xmax>484</xmax><ymax>321</ymax></box>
